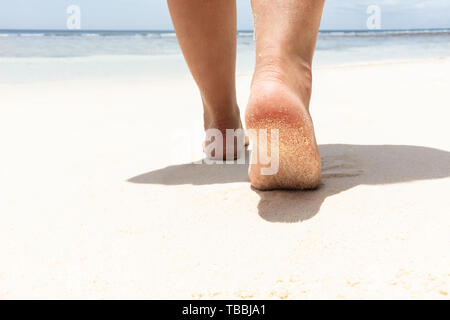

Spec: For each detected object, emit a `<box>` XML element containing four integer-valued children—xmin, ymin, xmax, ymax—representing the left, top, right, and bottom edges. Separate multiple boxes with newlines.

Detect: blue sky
<box><xmin>0</xmin><ymin>0</ymin><xmax>449</xmax><ymax>30</ymax></box>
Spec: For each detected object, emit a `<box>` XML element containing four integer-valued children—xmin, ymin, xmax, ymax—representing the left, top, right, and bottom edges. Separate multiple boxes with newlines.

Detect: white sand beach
<box><xmin>0</xmin><ymin>57</ymin><xmax>449</xmax><ymax>299</ymax></box>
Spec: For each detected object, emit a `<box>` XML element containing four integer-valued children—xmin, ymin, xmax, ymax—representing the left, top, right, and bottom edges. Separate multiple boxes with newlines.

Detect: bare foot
<box><xmin>203</xmin><ymin>104</ymin><xmax>249</xmax><ymax>160</ymax></box>
<box><xmin>245</xmin><ymin>62</ymin><xmax>321</xmax><ymax>190</ymax></box>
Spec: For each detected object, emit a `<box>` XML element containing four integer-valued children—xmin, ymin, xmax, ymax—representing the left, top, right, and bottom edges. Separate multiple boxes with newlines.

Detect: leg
<box><xmin>246</xmin><ymin>0</ymin><xmax>325</xmax><ymax>190</ymax></box>
<box><xmin>167</xmin><ymin>0</ymin><xmax>244</xmax><ymax>159</ymax></box>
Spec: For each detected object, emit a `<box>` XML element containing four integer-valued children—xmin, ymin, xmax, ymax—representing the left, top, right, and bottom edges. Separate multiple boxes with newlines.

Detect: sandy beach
<box><xmin>0</xmin><ymin>57</ymin><xmax>449</xmax><ymax>299</ymax></box>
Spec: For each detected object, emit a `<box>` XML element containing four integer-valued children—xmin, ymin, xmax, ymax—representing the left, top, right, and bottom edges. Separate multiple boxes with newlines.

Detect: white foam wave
<box><xmin>19</xmin><ymin>33</ymin><xmax>45</xmax><ymax>37</ymax></box>
<box><xmin>160</xmin><ymin>33</ymin><xmax>177</xmax><ymax>38</ymax></box>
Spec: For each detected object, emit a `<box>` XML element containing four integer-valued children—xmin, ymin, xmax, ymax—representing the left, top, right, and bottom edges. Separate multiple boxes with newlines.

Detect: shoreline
<box><xmin>0</xmin><ymin>55</ymin><xmax>449</xmax><ymax>85</ymax></box>
<box><xmin>313</xmin><ymin>56</ymin><xmax>450</xmax><ymax>70</ymax></box>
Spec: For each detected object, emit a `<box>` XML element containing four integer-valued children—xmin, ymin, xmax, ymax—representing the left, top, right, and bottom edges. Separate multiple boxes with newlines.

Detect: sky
<box><xmin>0</xmin><ymin>0</ymin><xmax>449</xmax><ymax>30</ymax></box>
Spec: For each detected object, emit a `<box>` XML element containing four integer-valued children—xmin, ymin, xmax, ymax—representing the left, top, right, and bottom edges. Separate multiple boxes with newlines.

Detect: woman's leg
<box><xmin>167</xmin><ymin>0</ymin><xmax>243</xmax><ymax>159</ymax></box>
<box><xmin>246</xmin><ymin>0</ymin><xmax>325</xmax><ymax>190</ymax></box>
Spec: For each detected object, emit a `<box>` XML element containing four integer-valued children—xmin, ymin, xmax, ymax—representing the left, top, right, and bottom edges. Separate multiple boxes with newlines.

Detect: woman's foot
<box><xmin>203</xmin><ymin>104</ymin><xmax>248</xmax><ymax>160</ymax></box>
<box><xmin>245</xmin><ymin>60</ymin><xmax>321</xmax><ymax>190</ymax></box>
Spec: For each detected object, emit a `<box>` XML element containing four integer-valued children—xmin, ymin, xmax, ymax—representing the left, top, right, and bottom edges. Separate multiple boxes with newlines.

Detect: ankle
<box><xmin>252</xmin><ymin>53</ymin><xmax>313</xmax><ymax>105</ymax></box>
<box><xmin>203</xmin><ymin>102</ymin><xmax>241</xmax><ymax>131</ymax></box>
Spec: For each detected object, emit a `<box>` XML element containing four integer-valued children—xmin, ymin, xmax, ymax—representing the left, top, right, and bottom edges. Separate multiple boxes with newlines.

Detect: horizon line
<box><xmin>0</xmin><ymin>27</ymin><xmax>450</xmax><ymax>33</ymax></box>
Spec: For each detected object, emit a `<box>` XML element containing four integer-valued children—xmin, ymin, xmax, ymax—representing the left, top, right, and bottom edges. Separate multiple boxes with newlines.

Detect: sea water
<box><xmin>0</xmin><ymin>29</ymin><xmax>449</xmax><ymax>83</ymax></box>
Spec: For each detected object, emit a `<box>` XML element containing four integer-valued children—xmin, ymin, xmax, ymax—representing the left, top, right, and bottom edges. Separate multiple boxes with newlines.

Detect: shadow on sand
<box><xmin>128</xmin><ymin>145</ymin><xmax>450</xmax><ymax>223</ymax></box>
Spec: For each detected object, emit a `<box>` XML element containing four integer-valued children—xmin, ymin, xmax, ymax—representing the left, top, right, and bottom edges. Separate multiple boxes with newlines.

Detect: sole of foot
<box><xmin>245</xmin><ymin>79</ymin><xmax>321</xmax><ymax>190</ymax></box>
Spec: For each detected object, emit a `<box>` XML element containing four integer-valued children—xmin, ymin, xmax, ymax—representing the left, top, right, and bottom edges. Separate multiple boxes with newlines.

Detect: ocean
<box><xmin>1</xmin><ymin>29</ymin><xmax>450</xmax><ymax>83</ymax></box>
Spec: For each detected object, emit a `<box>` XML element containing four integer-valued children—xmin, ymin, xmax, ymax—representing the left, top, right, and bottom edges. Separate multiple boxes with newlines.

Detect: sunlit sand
<box><xmin>0</xmin><ymin>57</ymin><xmax>449</xmax><ymax>299</ymax></box>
